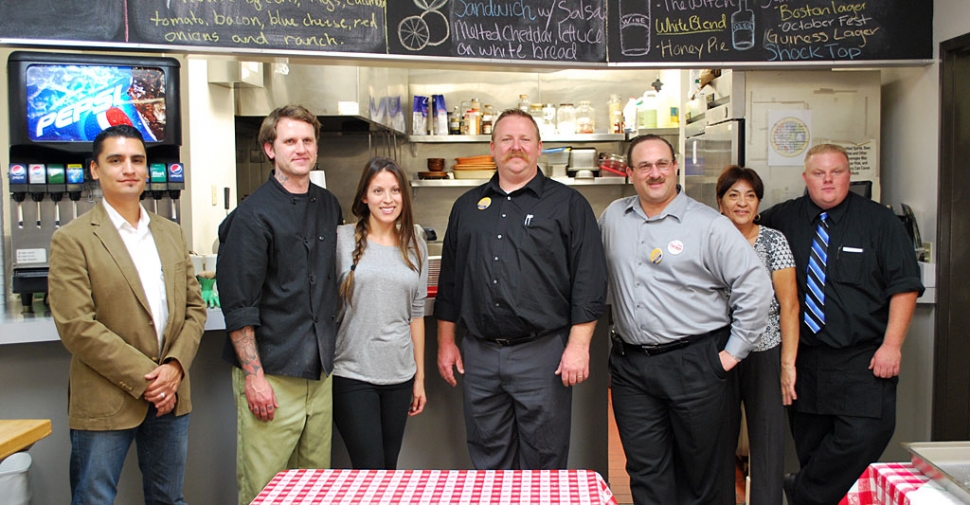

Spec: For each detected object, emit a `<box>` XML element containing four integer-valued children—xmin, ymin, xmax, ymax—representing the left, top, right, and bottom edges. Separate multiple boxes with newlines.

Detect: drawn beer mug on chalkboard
<box><xmin>399</xmin><ymin>0</ymin><xmax>451</xmax><ymax>51</ymax></box>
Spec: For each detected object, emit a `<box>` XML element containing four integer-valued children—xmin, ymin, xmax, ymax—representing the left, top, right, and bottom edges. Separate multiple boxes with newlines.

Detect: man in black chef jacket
<box><xmin>761</xmin><ymin>144</ymin><xmax>923</xmax><ymax>505</ymax></box>
<box><xmin>434</xmin><ymin>108</ymin><xmax>607</xmax><ymax>469</ymax></box>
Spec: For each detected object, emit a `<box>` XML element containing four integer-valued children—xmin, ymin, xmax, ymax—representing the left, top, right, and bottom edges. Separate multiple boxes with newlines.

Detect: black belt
<box><xmin>481</xmin><ymin>326</ymin><xmax>567</xmax><ymax>347</ymax></box>
<box><xmin>611</xmin><ymin>326</ymin><xmax>727</xmax><ymax>356</ymax></box>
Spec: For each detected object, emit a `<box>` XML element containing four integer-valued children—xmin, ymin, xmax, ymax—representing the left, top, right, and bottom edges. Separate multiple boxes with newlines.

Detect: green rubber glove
<box><xmin>197</xmin><ymin>276</ymin><xmax>220</xmax><ymax>308</ymax></box>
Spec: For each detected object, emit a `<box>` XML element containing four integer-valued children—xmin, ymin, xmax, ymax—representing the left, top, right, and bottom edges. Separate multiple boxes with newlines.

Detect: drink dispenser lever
<box><xmin>47</xmin><ymin>164</ymin><xmax>67</xmax><ymax>228</ymax></box>
<box><xmin>167</xmin><ymin>163</ymin><xmax>185</xmax><ymax>222</ymax></box>
<box><xmin>28</xmin><ymin>163</ymin><xmax>47</xmax><ymax>228</ymax></box>
<box><xmin>66</xmin><ymin>163</ymin><xmax>85</xmax><ymax>220</ymax></box>
<box><xmin>9</xmin><ymin>163</ymin><xmax>29</xmax><ymax>229</ymax></box>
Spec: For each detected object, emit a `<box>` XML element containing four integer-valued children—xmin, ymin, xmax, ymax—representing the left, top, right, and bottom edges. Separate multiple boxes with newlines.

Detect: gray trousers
<box><xmin>461</xmin><ymin>331</ymin><xmax>572</xmax><ymax>470</ymax></box>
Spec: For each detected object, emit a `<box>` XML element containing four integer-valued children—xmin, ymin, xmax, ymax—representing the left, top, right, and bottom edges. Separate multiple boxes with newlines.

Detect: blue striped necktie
<box><xmin>805</xmin><ymin>212</ymin><xmax>829</xmax><ymax>333</ymax></box>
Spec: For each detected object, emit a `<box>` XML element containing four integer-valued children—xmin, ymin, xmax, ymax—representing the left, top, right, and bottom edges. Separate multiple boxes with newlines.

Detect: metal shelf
<box><xmin>409</xmin><ymin>133</ymin><xmax>623</xmax><ymax>143</ymax></box>
<box><xmin>411</xmin><ymin>177</ymin><xmax>628</xmax><ymax>188</ymax></box>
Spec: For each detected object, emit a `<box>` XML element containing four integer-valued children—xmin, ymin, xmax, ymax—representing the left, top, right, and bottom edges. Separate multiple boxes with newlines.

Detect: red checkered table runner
<box><xmin>840</xmin><ymin>463</ymin><xmax>930</xmax><ymax>505</ymax></box>
<box><xmin>251</xmin><ymin>469</ymin><xmax>618</xmax><ymax>505</ymax></box>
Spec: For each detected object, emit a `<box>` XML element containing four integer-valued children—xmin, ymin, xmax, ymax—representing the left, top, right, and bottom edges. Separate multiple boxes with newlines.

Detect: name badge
<box><xmin>841</xmin><ymin>246</ymin><xmax>864</xmax><ymax>253</ymax></box>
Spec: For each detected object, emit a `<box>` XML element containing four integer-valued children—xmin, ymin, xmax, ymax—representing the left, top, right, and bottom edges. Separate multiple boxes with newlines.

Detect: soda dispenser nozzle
<box><xmin>166</xmin><ymin>163</ymin><xmax>185</xmax><ymax>222</ymax></box>
<box><xmin>47</xmin><ymin>164</ymin><xmax>67</xmax><ymax>228</ymax></box>
<box><xmin>149</xmin><ymin>163</ymin><xmax>169</xmax><ymax>216</ymax></box>
<box><xmin>27</xmin><ymin>164</ymin><xmax>48</xmax><ymax>228</ymax></box>
<box><xmin>67</xmin><ymin>163</ymin><xmax>85</xmax><ymax>220</ymax></box>
<box><xmin>10</xmin><ymin>163</ymin><xmax>29</xmax><ymax>229</ymax></box>
<box><xmin>30</xmin><ymin>192</ymin><xmax>45</xmax><ymax>228</ymax></box>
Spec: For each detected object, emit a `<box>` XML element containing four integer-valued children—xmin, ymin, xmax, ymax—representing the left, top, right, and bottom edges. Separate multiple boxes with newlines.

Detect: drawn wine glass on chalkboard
<box><xmin>619</xmin><ymin>0</ymin><xmax>651</xmax><ymax>56</ymax></box>
<box><xmin>731</xmin><ymin>0</ymin><xmax>756</xmax><ymax>50</ymax></box>
<box><xmin>398</xmin><ymin>0</ymin><xmax>450</xmax><ymax>51</ymax></box>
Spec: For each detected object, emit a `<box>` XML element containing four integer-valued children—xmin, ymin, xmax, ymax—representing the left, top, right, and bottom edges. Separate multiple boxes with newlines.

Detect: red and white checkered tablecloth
<box><xmin>251</xmin><ymin>469</ymin><xmax>618</xmax><ymax>505</ymax></box>
<box><xmin>839</xmin><ymin>462</ymin><xmax>967</xmax><ymax>505</ymax></box>
<box><xmin>840</xmin><ymin>463</ymin><xmax>930</xmax><ymax>505</ymax></box>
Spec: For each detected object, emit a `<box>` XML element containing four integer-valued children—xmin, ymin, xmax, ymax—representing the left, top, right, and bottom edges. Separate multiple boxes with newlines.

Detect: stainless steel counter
<box><xmin>0</xmin><ymin>297</ymin><xmax>226</xmax><ymax>345</ymax></box>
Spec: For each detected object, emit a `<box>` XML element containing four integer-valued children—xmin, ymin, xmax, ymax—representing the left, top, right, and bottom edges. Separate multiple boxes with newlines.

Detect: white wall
<box><xmin>184</xmin><ymin>57</ymin><xmax>237</xmax><ymax>255</ymax></box>
<box><xmin>876</xmin><ymin>0</ymin><xmax>970</xmax><ymax>461</ymax></box>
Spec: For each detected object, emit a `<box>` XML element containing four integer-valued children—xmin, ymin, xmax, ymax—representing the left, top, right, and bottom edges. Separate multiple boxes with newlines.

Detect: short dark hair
<box><xmin>92</xmin><ymin>124</ymin><xmax>145</xmax><ymax>160</ymax></box>
<box><xmin>716</xmin><ymin>165</ymin><xmax>765</xmax><ymax>201</ymax></box>
<box><xmin>491</xmin><ymin>108</ymin><xmax>540</xmax><ymax>142</ymax></box>
<box><xmin>626</xmin><ymin>134</ymin><xmax>676</xmax><ymax>167</ymax></box>
<box><xmin>258</xmin><ymin>104</ymin><xmax>321</xmax><ymax>152</ymax></box>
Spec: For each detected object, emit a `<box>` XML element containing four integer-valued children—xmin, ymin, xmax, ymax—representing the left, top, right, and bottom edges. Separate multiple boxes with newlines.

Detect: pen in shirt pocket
<box><xmin>524</xmin><ymin>214</ymin><xmax>534</xmax><ymax>226</ymax></box>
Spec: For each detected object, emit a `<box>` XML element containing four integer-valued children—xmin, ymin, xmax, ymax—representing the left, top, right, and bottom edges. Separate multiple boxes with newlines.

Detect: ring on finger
<box><xmin>160</xmin><ymin>392</ymin><xmax>166</xmax><ymax>399</ymax></box>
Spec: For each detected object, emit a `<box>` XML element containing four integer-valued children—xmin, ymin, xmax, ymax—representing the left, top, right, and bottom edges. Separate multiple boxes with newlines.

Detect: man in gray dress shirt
<box><xmin>600</xmin><ymin>135</ymin><xmax>772</xmax><ymax>505</ymax></box>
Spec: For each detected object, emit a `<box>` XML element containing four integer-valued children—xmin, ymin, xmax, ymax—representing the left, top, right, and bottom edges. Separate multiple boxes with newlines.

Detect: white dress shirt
<box><xmin>102</xmin><ymin>200</ymin><xmax>168</xmax><ymax>351</ymax></box>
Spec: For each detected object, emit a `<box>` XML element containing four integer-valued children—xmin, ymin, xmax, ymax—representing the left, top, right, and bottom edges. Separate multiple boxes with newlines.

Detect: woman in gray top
<box><xmin>333</xmin><ymin>157</ymin><xmax>428</xmax><ymax>469</ymax></box>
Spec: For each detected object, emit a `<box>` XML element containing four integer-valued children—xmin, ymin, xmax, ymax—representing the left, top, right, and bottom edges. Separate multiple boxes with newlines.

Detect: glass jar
<box><xmin>576</xmin><ymin>100</ymin><xmax>595</xmax><ymax>134</ymax></box>
<box><xmin>541</xmin><ymin>104</ymin><xmax>558</xmax><ymax>137</ymax></box>
<box><xmin>481</xmin><ymin>104</ymin><xmax>495</xmax><ymax>135</ymax></box>
<box><xmin>557</xmin><ymin>103</ymin><xmax>576</xmax><ymax>135</ymax></box>
<box><xmin>518</xmin><ymin>94</ymin><xmax>530</xmax><ymax>111</ymax></box>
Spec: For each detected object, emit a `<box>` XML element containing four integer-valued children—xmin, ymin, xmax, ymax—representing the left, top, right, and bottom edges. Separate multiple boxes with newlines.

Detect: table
<box><xmin>840</xmin><ymin>463</ymin><xmax>965</xmax><ymax>505</ymax></box>
<box><xmin>251</xmin><ymin>469</ymin><xmax>618</xmax><ymax>505</ymax></box>
<box><xmin>0</xmin><ymin>419</ymin><xmax>51</xmax><ymax>460</ymax></box>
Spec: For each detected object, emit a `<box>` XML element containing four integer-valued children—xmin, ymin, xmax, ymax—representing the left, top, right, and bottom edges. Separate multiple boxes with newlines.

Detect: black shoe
<box><xmin>783</xmin><ymin>473</ymin><xmax>796</xmax><ymax>505</ymax></box>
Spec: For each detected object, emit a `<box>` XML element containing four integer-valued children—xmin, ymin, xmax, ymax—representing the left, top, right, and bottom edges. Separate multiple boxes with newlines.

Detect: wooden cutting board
<box><xmin>0</xmin><ymin>419</ymin><xmax>52</xmax><ymax>460</ymax></box>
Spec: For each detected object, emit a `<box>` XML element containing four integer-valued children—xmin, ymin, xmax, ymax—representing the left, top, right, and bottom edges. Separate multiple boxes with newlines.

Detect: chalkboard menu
<box><xmin>608</xmin><ymin>0</ymin><xmax>932</xmax><ymax>63</ymax></box>
<box><xmin>0</xmin><ymin>0</ymin><xmax>932</xmax><ymax>65</ymax></box>
<box><xmin>386</xmin><ymin>0</ymin><xmax>608</xmax><ymax>63</ymax></box>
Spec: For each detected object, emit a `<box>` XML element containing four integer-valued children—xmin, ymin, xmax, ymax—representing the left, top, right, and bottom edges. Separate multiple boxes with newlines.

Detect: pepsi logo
<box><xmin>10</xmin><ymin>164</ymin><xmax>27</xmax><ymax>175</ymax></box>
<box><xmin>168</xmin><ymin>164</ymin><xmax>184</xmax><ymax>175</ymax></box>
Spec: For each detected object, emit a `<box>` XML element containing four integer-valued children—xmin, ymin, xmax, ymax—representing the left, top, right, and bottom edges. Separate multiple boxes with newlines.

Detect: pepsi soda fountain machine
<box><xmin>5</xmin><ymin>51</ymin><xmax>183</xmax><ymax>312</ymax></box>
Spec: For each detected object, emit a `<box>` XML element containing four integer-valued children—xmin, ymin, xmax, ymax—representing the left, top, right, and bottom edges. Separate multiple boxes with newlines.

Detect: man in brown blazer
<box><xmin>49</xmin><ymin>125</ymin><xmax>207</xmax><ymax>505</ymax></box>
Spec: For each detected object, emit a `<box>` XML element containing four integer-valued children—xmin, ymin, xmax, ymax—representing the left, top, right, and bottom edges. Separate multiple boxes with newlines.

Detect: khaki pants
<box><xmin>232</xmin><ymin>367</ymin><xmax>333</xmax><ymax>505</ymax></box>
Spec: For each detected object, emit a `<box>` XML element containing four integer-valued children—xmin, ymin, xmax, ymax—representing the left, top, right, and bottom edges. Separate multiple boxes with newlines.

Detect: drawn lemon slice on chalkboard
<box><xmin>399</xmin><ymin>16</ymin><xmax>430</xmax><ymax>51</ymax></box>
<box><xmin>398</xmin><ymin>0</ymin><xmax>450</xmax><ymax>51</ymax></box>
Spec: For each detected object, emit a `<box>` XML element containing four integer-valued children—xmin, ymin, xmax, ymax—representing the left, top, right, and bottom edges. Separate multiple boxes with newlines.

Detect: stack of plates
<box><xmin>453</xmin><ymin>155</ymin><xmax>496</xmax><ymax>179</ymax></box>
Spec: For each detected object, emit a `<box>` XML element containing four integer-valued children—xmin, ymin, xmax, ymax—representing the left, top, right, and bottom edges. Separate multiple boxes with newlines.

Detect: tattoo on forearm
<box><xmin>230</xmin><ymin>327</ymin><xmax>263</xmax><ymax>377</ymax></box>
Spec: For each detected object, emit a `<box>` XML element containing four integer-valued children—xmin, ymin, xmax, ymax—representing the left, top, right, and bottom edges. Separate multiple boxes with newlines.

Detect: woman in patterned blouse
<box><xmin>717</xmin><ymin>165</ymin><xmax>799</xmax><ymax>505</ymax></box>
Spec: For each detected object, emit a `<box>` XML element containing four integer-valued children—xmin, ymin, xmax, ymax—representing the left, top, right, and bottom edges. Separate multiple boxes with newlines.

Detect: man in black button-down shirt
<box><xmin>435</xmin><ymin>109</ymin><xmax>607</xmax><ymax>470</ymax></box>
<box><xmin>762</xmin><ymin>144</ymin><xmax>923</xmax><ymax>505</ymax></box>
<box><xmin>217</xmin><ymin>105</ymin><xmax>343</xmax><ymax>504</ymax></box>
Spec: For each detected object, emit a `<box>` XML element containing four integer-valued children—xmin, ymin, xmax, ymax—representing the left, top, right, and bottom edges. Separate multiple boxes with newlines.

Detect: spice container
<box><xmin>556</xmin><ymin>103</ymin><xmax>576</xmax><ymax>135</ymax></box>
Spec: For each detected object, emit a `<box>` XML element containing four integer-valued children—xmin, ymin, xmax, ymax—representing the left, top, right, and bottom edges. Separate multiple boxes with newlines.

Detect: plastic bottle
<box><xmin>608</xmin><ymin>94</ymin><xmax>624</xmax><ymax>134</ymax></box>
<box><xmin>637</xmin><ymin>91</ymin><xmax>658</xmax><ymax>130</ymax></box>
<box><xmin>623</xmin><ymin>97</ymin><xmax>638</xmax><ymax>134</ymax></box>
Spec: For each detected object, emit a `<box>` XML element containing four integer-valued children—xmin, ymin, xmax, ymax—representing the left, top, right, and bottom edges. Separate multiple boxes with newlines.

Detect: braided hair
<box><xmin>339</xmin><ymin>157</ymin><xmax>422</xmax><ymax>304</ymax></box>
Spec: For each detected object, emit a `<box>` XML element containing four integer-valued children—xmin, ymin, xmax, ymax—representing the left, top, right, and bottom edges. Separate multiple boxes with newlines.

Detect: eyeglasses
<box><xmin>633</xmin><ymin>159</ymin><xmax>674</xmax><ymax>173</ymax></box>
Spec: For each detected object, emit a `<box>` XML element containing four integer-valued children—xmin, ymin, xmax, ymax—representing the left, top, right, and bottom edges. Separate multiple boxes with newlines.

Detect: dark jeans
<box><xmin>69</xmin><ymin>406</ymin><xmax>189</xmax><ymax>505</ymax></box>
<box><xmin>332</xmin><ymin>375</ymin><xmax>414</xmax><ymax>469</ymax></box>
